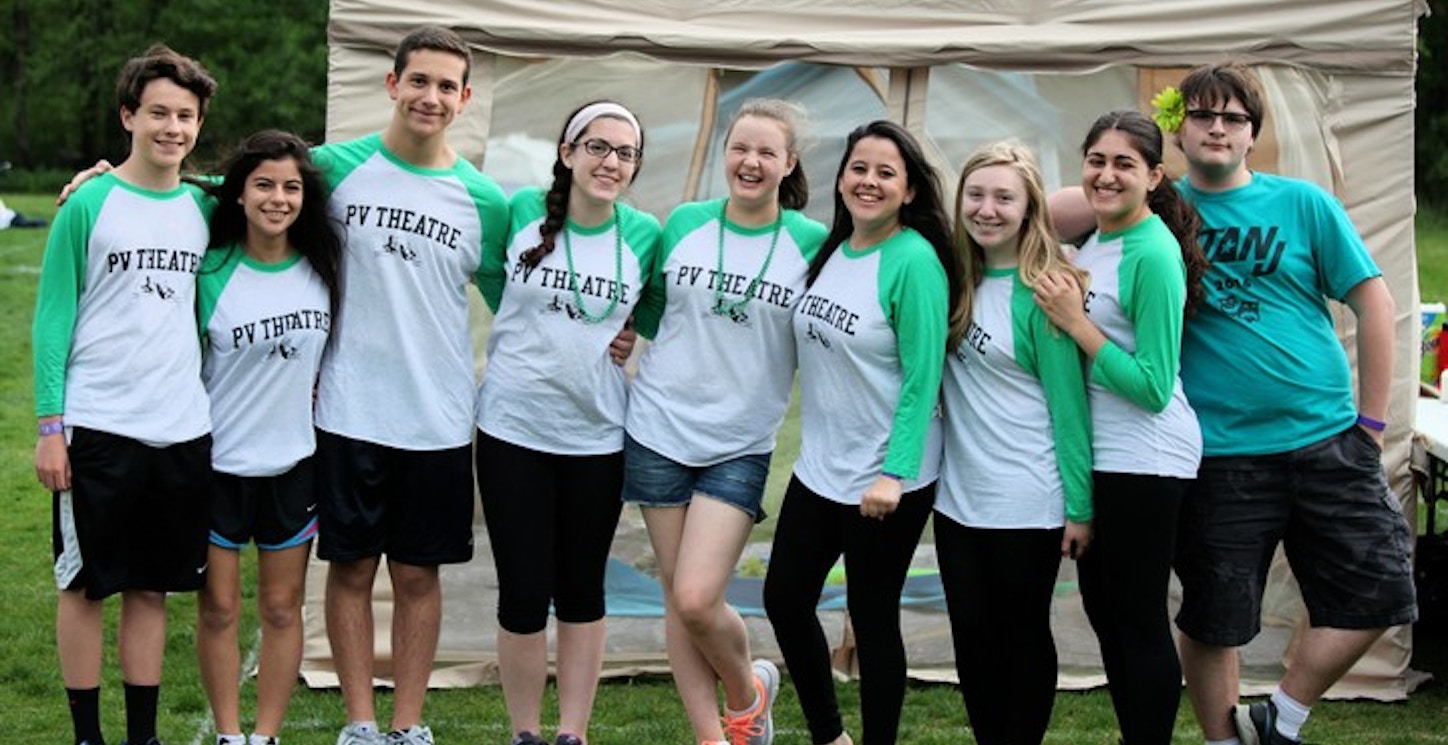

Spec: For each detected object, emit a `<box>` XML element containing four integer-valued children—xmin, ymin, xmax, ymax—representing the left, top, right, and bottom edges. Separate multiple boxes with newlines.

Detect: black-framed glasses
<box><xmin>575</xmin><ymin>138</ymin><xmax>641</xmax><ymax>163</ymax></box>
<box><xmin>1185</xmin><ymin>109</ymin><xmax>1253</xmax><ymax>130</ymax></box>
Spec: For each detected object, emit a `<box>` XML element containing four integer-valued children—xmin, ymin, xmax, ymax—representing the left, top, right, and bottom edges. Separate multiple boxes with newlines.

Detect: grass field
<box><xmin>3</xmin><ymin>192</ymin><xmax>1447</xmax><ymax>744</ymax></box>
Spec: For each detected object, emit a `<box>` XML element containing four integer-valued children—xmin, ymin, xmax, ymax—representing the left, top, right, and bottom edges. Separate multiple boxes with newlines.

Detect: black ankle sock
<box><xmin>123</xmin><ymin>683</ymin><xmax>159</xmax><ymax>744</ymax></box>
<box><xmin>67</xmin><ymin>686</ymin><xmax>104</xmax><ymax>745</ymax></box>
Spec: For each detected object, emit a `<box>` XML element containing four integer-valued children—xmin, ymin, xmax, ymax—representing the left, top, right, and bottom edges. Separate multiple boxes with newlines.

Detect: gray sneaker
<box><xmin>386</xmin><ymin>727</ymin><xmax>434</xmax><ymax>745</ymax></box>
<box><xmin>1234</xmin><ymin>701</ymin><xmax>1302</xmax><ymax>745</ymax></box>
<box><xmin>336</xmin><ymin>725</ymin><xmax>387</xmax><ymax>745</ymax></box>
<box><xmin>722</xmin><ymin>659</ymin><xmax>780</xmax><ymax>745</ymax></box>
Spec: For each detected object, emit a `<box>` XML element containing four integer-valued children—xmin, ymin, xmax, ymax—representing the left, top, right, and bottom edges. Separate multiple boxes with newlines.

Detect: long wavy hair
<box><xmin>949</xmin><ymin>141</ymin><xmax>1087</xmax><ymax>350</ymax></box>
<box><xmin>206</xmin><ymin>129</ymin><xmax>342</xmax><ymax>318</ymax></box>
<box><xmin>1082</xmin><ymin>109</ymin><xmax>1209</xmax><ymax>316</ymax></box>
<box><xmin>520</xmin><ymin>100</ymin><xmax>644</xmax><ymax>268</ymax></box>
<box><xmin>807</xmin><ymin>121</ymin><xmax>961</xmax><ymax>318</ymax></box>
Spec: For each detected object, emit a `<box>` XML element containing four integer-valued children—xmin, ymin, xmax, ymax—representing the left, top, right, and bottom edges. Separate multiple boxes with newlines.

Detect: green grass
<box><xmin>3</xmin><ymin>193</ymin><xmax>1448</xmax><ymax>744</ymax></box>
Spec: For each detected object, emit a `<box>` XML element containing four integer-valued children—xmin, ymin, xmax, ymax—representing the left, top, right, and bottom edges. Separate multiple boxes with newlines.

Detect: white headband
<box><xmin>564</xmin><ymin>102</ymin><xmax>641</xmax><ymax>146</ymax></box>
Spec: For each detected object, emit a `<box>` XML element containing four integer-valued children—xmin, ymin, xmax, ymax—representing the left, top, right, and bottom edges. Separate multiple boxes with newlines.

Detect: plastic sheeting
<box><xmin>308</xmin><ymin>0</ymin><xmax>1429</xmax><ymax>700</ymax></box>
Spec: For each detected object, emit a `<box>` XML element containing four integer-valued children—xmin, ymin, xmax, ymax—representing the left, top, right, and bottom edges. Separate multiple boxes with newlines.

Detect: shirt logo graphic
<box><xmin>379</xmin><ymin>235</ymin><xmax>421</xmax><ymax>265</ymax></box>
<box><xmin>139</xmin><ymin>275</ymin><xmax>177</xmax><ymax>301</ymax></box>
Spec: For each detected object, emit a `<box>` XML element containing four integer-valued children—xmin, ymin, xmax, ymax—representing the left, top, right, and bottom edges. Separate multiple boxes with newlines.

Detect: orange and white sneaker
<box><xmin>721</xmin><ymin>659</ymin><xmax>780</xmax><ymax>745</ymax></box>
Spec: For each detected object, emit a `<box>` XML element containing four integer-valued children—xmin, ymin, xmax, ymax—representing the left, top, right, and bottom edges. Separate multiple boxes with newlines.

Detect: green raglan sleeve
<box><xmin>785</xmin><ymin>210</ymin><xmax>828</xmax><ymax>263</ymax></box>
<box><xmin>622</xmin><ymin>205</ymin><xmax>663</xmax><ymax>315</ymax></box>
<box><xmin>633</xmin><ymin>203</ymin><xmax>701</xmax><ymax>340</ymax></box>
<box><xmin>32</xmin><ymin>186</ymin><xmax>101</xmax><ymax>417</ymax></box>
<box><xmin>477</xmin><ymin>188</ymin><xmax>538</xmax><ymax>314</ymax></box>
<box><xmin>1090</xmin><ymin>230</ymin><xmax>1186</xmax><ymax>413</ymax></box>
<box><xmin>1016</xmin><ymin>278</ymin><xmax>1093</xmax><ymax>522</ymax></box>
<box><xmin>880</xmin><ymin>238</ymin><xmax>949</xmax><ymax>479</ymax></box>
<box><xmin>196</xmin><ymin>246</ymin><xmax>243</xmax><ymax>346</ymax></box>
<box><xmin>469</xmin><ymin>174</ymin><xmax>511</xmax><ymax>307</ymax></box>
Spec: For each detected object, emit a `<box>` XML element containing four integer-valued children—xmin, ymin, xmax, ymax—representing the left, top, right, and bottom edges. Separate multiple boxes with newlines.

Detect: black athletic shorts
<box><xmin>314</xmin><ymin>430</ymin><xmax>475</xmax><ymax>565</ymax></box>
<box><xmin>53</xmin><ymin>427</ymin><xmax>213</xmax><ymax>599</ymax></box>
<box><xmin>210</xmin><ymin>457</ymin><xmax>318</xmax><ymax>550</ymax></box>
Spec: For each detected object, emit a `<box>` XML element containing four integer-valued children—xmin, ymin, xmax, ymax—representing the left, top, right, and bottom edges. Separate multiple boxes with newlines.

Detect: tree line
<box><xmin>2</xmin><ymin>1</ymin><xmax>1444</xmax><ymax>205</ymax></box>
<box><xmin>0</xmin><ymin>0</ymin><xmax>328</xmax><ymax>172</ymax></box>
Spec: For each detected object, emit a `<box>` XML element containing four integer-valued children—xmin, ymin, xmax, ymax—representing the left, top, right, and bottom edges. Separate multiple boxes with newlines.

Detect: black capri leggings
<box><xmin>763</xmin><ymin>475</ymin><xmax>934</xmax><ymax>745</ymax></box>
<box><xmin>1079</xmin><ymin>471</ymin><xmax>1188</xmax><ymax>745</ymax></box>
<box><xmin>476</xmin><ymin>430</ymin><xmax>624</xmax><ymax>634</ymax></box>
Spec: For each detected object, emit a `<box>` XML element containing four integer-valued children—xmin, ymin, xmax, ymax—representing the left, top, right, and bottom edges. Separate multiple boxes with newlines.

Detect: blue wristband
<box><xmin>1356</xmin><ymin>414</ymin><xmax>1386</xmax><ymax>432</ymax></box>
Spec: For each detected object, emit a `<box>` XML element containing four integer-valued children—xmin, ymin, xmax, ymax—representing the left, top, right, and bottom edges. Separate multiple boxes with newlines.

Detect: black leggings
<box><xmin>475</xmin><ymin>431</ymin><xmax>624</xmax><ymax>633</ymax></box>
<box><xmin>763</xmin><ymin>476</ymin><xmax>934</xmax><ymax>745</ymax></box>
<box><xmin>1079</xmin><ymin>471</ymin><xmax>1187</xmax><ymax>745</ymax></box>
<box><xmin>934</xmin><ymin>518</ymin><xmax>1063</xmax><ymax>745</ymax></box>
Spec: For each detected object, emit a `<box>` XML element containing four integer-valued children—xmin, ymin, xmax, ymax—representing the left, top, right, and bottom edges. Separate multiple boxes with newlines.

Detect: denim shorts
<box><xmin>620</xmin><ymin>434</ymin><xmax>772</xmax><ymax>523</ymax></box>
<box><xmin>1174</xmin><ymin>424</ymin><xmax>1417</xmax><ymax>646</ymax></box>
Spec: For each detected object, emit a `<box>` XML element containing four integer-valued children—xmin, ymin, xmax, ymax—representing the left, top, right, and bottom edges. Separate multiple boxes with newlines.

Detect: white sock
<box><xmin>217</xmin><ymin>734</ymin><xmax>246</xmax><ymax>745</ymax></box>
<box><xmin>1206</xmin><ymin>738</ymin><xmax>1242</xmax><ymax>745</ymax></box>
<box><xmin>350</xmin><ymin>723</ymin><xmax>379</xmax><ymax>734</ymax></box>
<box><xmin>1271</xmin><ymin>688</ymin><xmax>1311</xmax><ymax>741</ymax></box>
<box><xmin>249</xmin><ymin>734</ymin><xmax>277</xmax><ymax>745</ymax></box>
<box><xmin>725</xmin><ymin>691</ymin><xmax>762</xmax><ymax>718</ymax></box>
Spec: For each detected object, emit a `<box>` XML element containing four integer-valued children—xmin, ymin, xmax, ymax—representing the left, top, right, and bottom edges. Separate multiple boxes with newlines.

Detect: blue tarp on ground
<box><xmin>603</xmin><ymin>558</ymin><xmax>949</xmax><ymax>617</ymax></box>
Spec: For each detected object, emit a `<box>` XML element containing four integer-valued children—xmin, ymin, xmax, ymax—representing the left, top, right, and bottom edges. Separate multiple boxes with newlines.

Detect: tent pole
<box><xmin>682</xmin><ymin>69</ymin><xmax>721</xmax><ymax>203</ymax></box>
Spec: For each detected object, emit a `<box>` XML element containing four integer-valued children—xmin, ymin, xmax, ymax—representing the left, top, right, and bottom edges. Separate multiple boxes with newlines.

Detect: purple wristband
<box><xmin>1356</xmin><ymin>414</ymin><xmax>1386</xmax><ymax>433</ymax></box>
<box><xmin>38</xmin><ymin>420</ymin><xmax>64</xmax><ymax>437</ymax></box>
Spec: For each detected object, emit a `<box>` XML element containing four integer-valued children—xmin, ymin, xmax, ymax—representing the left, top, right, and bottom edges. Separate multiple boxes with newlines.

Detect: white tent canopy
<box><xmin>313</xmin><ymin>0</ymin><xmax>1429</xmax><ymax>699</ymax></box>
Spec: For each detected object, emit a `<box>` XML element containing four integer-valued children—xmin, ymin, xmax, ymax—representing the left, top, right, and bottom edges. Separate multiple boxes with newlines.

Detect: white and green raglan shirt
<box><xmin>198</xmin><ymin>247</ymin><xmax>330</xmax><ymax>476</ymax></box>
<box><xmin>311</xmin><ymin>133</ymin><xmax>508</xmax><ymax>450</ymax></box>
<box><xmin>792</xmin><ymin>228</ymin><xmax>948</xmax><ymax>504</ymax></box>
<box><xmin>1071</xmin><ymin>214</ymin><xmax>1201</xmax><ymax>478</ymax></box>
<box><xmin>937</xmin><ymin>267</ymin><xmax>1092</xmax><ymax>529</ymax></box>
<box><xmin>1178</xmin><ymin>173</ymin><xmax>1378</xmax><ymax>456</ymax></box>
<box><xmin>626</xmin><ymin>199</ymin><xmax>826</xmax><ymax>465</ymax></box>
<box><xmin>32</xmin><ymin>173</ymin><xmax>212</xmax><ymax>445</ymax></box>
<box><xmin>475</xmin><ymin>187</ymin><xmax>660</xmax><ymax>455</ymax></box>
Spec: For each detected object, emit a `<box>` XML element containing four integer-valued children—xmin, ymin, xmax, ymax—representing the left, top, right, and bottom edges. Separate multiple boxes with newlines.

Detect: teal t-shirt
<box><xmin>1179</xmin><ymin>172</ymin><xmax>1380</xmax><ymax>456</ymax></box>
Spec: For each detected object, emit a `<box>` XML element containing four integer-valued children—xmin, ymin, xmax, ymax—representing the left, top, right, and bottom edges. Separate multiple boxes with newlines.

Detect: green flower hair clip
<box><xmin>1151</xmin><ymin>86</ymin><xmax>1186</xmax><ymax>134</ymax></box>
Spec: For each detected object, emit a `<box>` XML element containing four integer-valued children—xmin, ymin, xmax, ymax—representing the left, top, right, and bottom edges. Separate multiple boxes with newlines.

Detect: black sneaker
<box><xmin>554</xmin><ymin>736</ymin><xmax>583</xmax><ymax>745</ymax></box>
<box><xmin>510</xmin><ymin>733</ymin><xmax>548</xmax><ymax>745</ymax></box>
<box><xmin>1234</xmin><ymin>701</ymin><xmax>1302</xmax><ymax>745</ymax></box>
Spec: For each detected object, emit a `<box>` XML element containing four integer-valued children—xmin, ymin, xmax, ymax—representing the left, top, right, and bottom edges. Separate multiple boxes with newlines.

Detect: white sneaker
<box><xmin>336</xmin><ymin>724</ymin><xmax>386</xmax><ymax>745</ymax></box>
<box><xmin>387</xmin><ymin>726</ymin><xmax>434</xmax><ymax>745</ymax></box>
<box><xmin>721</xmin><ymin>659</ymin><xmax>780</xmax><ymax>745</ymax></box>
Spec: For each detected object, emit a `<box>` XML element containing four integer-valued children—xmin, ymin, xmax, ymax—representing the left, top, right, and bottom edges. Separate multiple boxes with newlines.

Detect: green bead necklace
<box><xmin>713</xmin><ymin>200</ymin><xmax>782</xmax><ymax>317</ymax></box>
<box><xmin>562</xmin><ymin>210</ymin><xmax>623</xmax><ymax>324</ymax></box>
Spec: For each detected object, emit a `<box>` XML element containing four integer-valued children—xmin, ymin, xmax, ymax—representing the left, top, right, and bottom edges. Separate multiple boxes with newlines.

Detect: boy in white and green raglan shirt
<box><xmin>309</xmin><ymin>27</ymin><xmax>509</xmax><ymax>745</ymax></box>
<box><xmin>33</xmin><ymin>45</ymin><xmax>218</xmax><ymax>745</ymax></box>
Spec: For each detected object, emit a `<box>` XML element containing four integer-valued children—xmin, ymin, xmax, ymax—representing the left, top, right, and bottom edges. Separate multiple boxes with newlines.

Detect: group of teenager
<box><xmin>34</xmin><ymin>22</ymin><xmax>1417</xmax><ymax>745</ymax></box>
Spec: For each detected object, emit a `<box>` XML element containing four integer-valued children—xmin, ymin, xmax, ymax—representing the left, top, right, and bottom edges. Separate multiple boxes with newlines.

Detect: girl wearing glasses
<box><xmin>1033</xmin><ymin>109</ymin><xmax>1207</xmax><ymax>745</ymax></box>
<box><xmin>764</xmin><ymin>121</ymin><xmax>958</xmax><ymax>745</ymax></box>
<box><xmin>474</xmin><ymin>100</ymin><xmax>660</xmax><ymax>745</ymax></box>
<box><xmin>624</xmin><ymin>98</ymin><xmax>825</xmax><ymax>745</ymax></box>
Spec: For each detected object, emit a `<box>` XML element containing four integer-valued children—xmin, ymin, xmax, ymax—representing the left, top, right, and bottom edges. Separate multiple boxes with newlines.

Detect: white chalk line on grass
<box><xmin>189</xmin><ymin>628</ymin><xmax>264</xmax><ymax>745</ymax></box>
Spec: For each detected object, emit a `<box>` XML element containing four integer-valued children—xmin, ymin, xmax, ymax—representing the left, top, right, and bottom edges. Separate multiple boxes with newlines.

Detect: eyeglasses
<box><xmin>1185</xmin><ymin>109</ymin><xmax>1253</xmax><ymax>130</ymax></box>
<box><xmin>575</xmin><ymin>138</ymin><xmax>641</xmax><ymax>163</ymax></box>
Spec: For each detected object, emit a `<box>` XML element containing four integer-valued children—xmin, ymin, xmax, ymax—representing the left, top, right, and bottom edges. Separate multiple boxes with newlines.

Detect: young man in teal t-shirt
<box><xmin>1167</xmin><ymin>63</ymin><xmax>1415</xmax><ymax>745</ymax></box>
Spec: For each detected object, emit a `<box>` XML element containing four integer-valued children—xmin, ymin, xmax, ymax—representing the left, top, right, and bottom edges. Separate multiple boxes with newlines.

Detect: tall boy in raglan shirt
<box><xmin>309</xmin><ymin>26</ymin><xmax>508</xmax><ymax>745</ymax></box>
<box><xmin>34</xmin><ymin>45</ymin><xmax>218</xmax><ymax>745</ymax></box>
